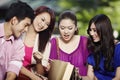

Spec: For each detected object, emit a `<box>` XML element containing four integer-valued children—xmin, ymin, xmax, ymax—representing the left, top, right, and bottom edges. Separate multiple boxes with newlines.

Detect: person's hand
<box><xmin>33</xmin><ymin>51</ymin><xmax>43</xmax><ymax>63</ymax></box>
<box><xmin>112</xmin><ymin>77</ymin><xmax>120</xmax><ymax>80</ymax></box>
<box><xmin>31</xmin><ymin>75</ymin><xmax>43</xmax><ymax>80</ymax></box>
<box><xmin>44</xmin><ymin>62</ymin><xmax>51</xmax><ymax>72</ymax></box>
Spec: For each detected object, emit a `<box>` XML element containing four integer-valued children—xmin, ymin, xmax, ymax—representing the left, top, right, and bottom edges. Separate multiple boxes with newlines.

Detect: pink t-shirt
<box><xmin>23</xmin><ymin>45</ymin><xmax>33</xmax><ymax>70</ymax></box>
<box><xmin>0</xmin><ymin>23</ymin><xmax>25</xmax><ymax>80</ymax></box>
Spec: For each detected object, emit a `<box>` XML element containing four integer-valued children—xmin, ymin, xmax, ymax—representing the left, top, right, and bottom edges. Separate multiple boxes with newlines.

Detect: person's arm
<box><xmin>5</xmin><ymin>39</ymin><xmax>24</xmax><ymax>80</ymax></box>
<box><xmin>112</xmin><ymin>67</ymin><xmax>120</xmax><ymax>80</ymax></box>
<box><xmin>81</xmin><ymin>65</ymin><xmax>97</xmax><ymax>80</ymax></box>
<box><xmin>33</xmin><ymin>51</ymin><xmax>45</xmax><ymax>75</ymax></box>
<box><xmin>5</xmin><ymin>71</ymin><xmax>16</xmax><ymax>80</ymax></box>
<box><xmin>20</xmin><ymin>66</ymin><xmax>42</xmax><ymax>80</ymax></box>
<box><xmin>33</xmin><ymin>51</ymin><xmax>51</xmax><ymax>75</ymax></box>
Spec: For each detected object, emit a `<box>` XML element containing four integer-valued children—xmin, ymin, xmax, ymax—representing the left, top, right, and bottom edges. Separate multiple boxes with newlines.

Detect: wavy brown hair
<box><xmin>34</xmin><ymin>6</ymin><xmax>56</xmax><ymax>52</ymax></box>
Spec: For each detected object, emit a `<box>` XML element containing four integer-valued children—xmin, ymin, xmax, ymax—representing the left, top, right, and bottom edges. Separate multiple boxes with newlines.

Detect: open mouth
<box><xmin>63</xmin><ymin>34</ymin><xmax>69</xmax><ymax>39</ymax></box>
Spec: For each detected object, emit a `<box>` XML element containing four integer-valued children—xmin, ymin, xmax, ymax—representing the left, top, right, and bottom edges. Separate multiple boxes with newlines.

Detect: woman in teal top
<box><xmin>86</xmin><ymin>14</ymin><xmax>120</xmax><ymax>80</ymax></box>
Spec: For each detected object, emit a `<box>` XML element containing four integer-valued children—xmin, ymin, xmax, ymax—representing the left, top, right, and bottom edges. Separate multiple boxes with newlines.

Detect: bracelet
<box><xmin>79</xmin><ymin>76</ymin><xmax>82</xmax><ymax>80</ymax></box>
<box><xmin>34</xmin><ymin>71</ymin><xmax>48</xmax><ymax>80</ymax></box>
<box><xmin>80</xmin><ymin>77</ymin><xmax>82</xmax><ymax>80</ymax></box>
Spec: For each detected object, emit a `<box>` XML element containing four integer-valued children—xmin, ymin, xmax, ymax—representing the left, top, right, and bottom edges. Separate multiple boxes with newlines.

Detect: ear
<box><xmin>10</xmin><ymin>16</ymin><xmax>19</xmax><ymax>25</ymax></box>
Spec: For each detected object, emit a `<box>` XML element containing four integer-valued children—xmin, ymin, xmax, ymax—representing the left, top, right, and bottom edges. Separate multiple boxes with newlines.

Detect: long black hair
<box><xmin>87</xmin><ymin>14</ymin><xmax>115</xmax><ymax>71</ymax></box>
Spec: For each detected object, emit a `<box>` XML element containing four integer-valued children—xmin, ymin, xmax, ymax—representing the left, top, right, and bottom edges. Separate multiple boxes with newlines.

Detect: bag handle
<box><xmin>56</xmin><ymin>38</ymin><xmax>60</xmax><ymax>59</ymax></box>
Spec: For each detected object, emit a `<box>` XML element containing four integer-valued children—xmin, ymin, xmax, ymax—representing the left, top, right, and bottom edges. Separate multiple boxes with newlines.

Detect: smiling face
<box><xmin>11</xmin><ymin>17</ymin><xmax>31</xmax><ymax>39</ymax></box>
<box><xmin>59</xmin><ymin>18</ymin><xmax>77</xmax><ymax>42</ymax></box>
<box><xmin>33</xmin><ymin>12</ymin><xmax>50</xmax><ymax>32</ymax></box>
<box><xmin>89</xmin><ymin>23</ymin><xmax>100</xmax><ymax>42</ymax></box>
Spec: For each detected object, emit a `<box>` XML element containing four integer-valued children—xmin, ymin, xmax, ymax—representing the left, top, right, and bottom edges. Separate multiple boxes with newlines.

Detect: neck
<box><xmin>27</xmin><ymin>25</ymin><xmax>37</xmax><ymax>37</ymax></box>
<box><xmin>4</xmin><ymin>22</ymin><xmax>12</xmax><ymax>39</ymax></box>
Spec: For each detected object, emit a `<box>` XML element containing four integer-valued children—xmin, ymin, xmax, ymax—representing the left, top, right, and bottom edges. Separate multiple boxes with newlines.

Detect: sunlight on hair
<box><xmin>113</xmin><ymin>30</ymin><xmax>119</xmax><ymax>38</ymax></box>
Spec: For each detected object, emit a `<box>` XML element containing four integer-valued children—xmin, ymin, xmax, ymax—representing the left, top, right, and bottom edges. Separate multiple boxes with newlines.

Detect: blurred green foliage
<box><xmin>51</xmin><ymin>0</ymin><xmax>120</xmax><ymax>39</ymax></box>
<box><xmin>1</xmin><ymin>0</ymin><xmax>120</xmax><ymax>39</ymax></box>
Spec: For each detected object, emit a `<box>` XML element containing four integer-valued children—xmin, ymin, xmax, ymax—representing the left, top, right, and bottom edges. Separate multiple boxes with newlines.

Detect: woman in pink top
<box><xmin>19</xmin><ymin>6</ymin><xmax>55</xmax><ymax>80</ymax></box>
<box><xmin>50</xmin><ymin>11</ymin><xmax>90</xmax><ymax>78</ymax></box>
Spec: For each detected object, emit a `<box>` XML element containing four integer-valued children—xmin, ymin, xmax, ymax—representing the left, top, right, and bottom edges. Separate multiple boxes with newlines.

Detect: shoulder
<box><xmin>114</xmin><ymin>42</ymin><xmax>120</xmax><ymax>54</ymax></box>
<box><xmin>80</xmin><ymin>35</ymin><xmax>88</xmax><ymax>40</ymax></box>
<box><xmin>114</xmin><ymin>42</ymin><xmax>120</xmax><ymax>67</ymax></box>
<box><xmin>50</xmin><ymin>37</ymin><xmax>57</xmax><ymax>43</ymax></box>
<box><xmin>79</xmin><ymin>35</ymin><xmax>88</xmax><ymax>45</ymax></box>
<box><xmin>50</xmin><ymin>37</ymin><xmax>60</xmax><ymax>47</ymax></box>
<box><xmin>14</xmin><ymin>38</ymin><xmax>24</xmax><ymax>47</ymax></box>
<box><xmin>115</xmin><ymin>42</ymin><xmax>120</xmax><ymax>52</ymax></box>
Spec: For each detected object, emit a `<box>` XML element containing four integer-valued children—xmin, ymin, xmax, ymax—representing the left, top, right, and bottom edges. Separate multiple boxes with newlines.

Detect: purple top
<box><xmin>50</xmin><ymin>36</ymin><xmax>89</xmax><ymax>76</ymax></box>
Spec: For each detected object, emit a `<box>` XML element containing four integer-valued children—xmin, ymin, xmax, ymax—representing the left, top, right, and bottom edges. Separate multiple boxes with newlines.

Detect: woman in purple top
<box><xmin>50</xmin><ymin>11</ymin><xmax>89</xmax><ymax>76</ymax></box>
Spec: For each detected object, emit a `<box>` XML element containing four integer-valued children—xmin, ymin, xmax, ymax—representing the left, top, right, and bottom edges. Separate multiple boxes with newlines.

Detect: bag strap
<box><xmin>56</xmin><ymin>38</ymin><xmax>60</xmax><ymax>59</ymax></box>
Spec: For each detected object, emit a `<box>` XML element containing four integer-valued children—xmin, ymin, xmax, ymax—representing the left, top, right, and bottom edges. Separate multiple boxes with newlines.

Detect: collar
<box><xmin>0</xmin><ymin>23</ymin><xmax>5</xmax><ymax>38</ymax></box>
<box><xmin>0</xmin><ymin>23</ymin><xmax>14</xmax><ymax>43</ymax></box>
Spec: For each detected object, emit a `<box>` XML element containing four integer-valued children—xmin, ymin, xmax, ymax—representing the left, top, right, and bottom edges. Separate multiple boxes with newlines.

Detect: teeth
<box><xmin>64</xmin><ymin>35</ymin><xmax>69</xmax><ymax>39</ymax></box>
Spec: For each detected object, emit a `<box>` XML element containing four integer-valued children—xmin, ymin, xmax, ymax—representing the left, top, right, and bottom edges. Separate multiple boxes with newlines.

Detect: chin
<box><xmin>64</xmin><ymin>39</ymin><xmax>71</xmax><ymax>43</ymax></box>
<box><xmin>15</xmin><ymin>35</ymin><xmax>21</xmax><ymax>39</ymax></box>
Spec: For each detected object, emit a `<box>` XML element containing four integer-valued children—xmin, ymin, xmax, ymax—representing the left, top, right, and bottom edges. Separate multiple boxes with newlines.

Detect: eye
<box><xmin>88</xmin><ymin>29</ymin><xmax>92</xmax><ymax>32</ymax></box>
<box><xmin>68</xmin><ymin>27</ymin><xmax>73</xmax><ymax>30</ymax></box>
<box><xmin>60</xmin><ymin>26</ymin><xmax>65</xmax><ymax>30</ymax></box>
<box><xmin>93</xmin><ymin>29</ymin><xmax>97</xmax><ymax>32</ymax></box>
<box><xmin>41</xmin><ymin>18</ymin><xmax>45</xmax><ymax>22</ymax></box>
<box><xmin>24</xmin><ymin>24</ymin><xmax>30</xmax><ymax>27</ymax></box>
<box><xmin>46</xmin><ymin>23</ymin><xmax>49</xmax><ymax>26</ymax></box>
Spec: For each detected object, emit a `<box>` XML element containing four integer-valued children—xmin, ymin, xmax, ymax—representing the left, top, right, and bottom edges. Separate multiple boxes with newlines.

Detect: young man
<box><xmin>0</xmin><ymin>1</ymin><xmax>34</xmax><ymax>80</ymax></box>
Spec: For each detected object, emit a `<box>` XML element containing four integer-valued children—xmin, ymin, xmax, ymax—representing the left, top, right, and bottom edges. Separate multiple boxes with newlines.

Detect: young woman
<box><xmin>18</xmin><ymin>6</ymin><xmax>55</xmax><ymax>80</ymax></box>
<box><xmin>86</xmin><ymin>14</ymin><xmax>120</xmax><ymax>80</ymax></box>
<box><xmin>50</xmin><ymin>11</ymin><xmax>89</xmax><ymax>76</ymax></box>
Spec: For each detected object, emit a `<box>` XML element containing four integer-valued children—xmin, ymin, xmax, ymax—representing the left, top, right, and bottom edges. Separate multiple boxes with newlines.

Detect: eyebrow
<box><xmin>60</xmin><ymin>24</ymin><xmax>74</xmax><ymax>27</ymax></box>
<box><xmin>26</xmin><ymin>23</ymin><xmax>31</xmax><ymax>26</ymax></box>
<box><xmin>90</xmin><ymin>27</ymin><xmax>96</xmax><ymax>29</ymax></box>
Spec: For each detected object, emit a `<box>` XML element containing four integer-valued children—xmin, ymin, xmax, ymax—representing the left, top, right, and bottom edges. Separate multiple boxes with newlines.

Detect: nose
<box><xmin>24</xmin><ymin>27</ymin><xmax>28</xmax><ymax>32</ymax></box>
<box><xmin>41</xmin><ymin>22</ymin><xmax>46</xmax><ymax>27</ymax></box>
<box><xmin>64</xmin><ymin>29</ymin><xmax>68</xmax><ymax>34</ymax></box>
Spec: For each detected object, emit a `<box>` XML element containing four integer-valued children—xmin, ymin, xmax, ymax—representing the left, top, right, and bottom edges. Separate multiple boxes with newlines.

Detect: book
<box><xmin>48</xmin><ymin>60</ymin><xmax>74</xmax><ymax>80</ymax></box>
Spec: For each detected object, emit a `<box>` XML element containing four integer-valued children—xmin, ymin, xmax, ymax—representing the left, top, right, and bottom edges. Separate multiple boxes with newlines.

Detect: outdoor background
<box><xmin>0</xmin><ymin>0</ymin><xmax>120</xmax><ymax>40</ymax></box>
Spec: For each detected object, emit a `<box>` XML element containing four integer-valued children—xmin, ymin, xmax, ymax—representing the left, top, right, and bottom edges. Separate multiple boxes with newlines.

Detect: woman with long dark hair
<box><xmin>86</xmin><ymin>14</ymin><xmax>120</xmax><ymax>80</ymax></box>
<box><xmin>18</xmin><ymin>6</ymin><xmax>55</xmax><ymax>80</ymax></box>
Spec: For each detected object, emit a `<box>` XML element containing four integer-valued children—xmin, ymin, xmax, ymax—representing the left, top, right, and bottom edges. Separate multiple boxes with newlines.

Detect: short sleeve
<box><xmin>87</xmin><ymin>54</ymin><xmax>95</xmax><ymax>66</ymax></box>
<box><xmin>114</xmin><ymin>43</ymin><xmax>120</xmax><ymax>68</ymax></box>
<box><xmin>49</xmin><ymin>37</ymin><xmax>58</xmax><ymax>59</ymax></box>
